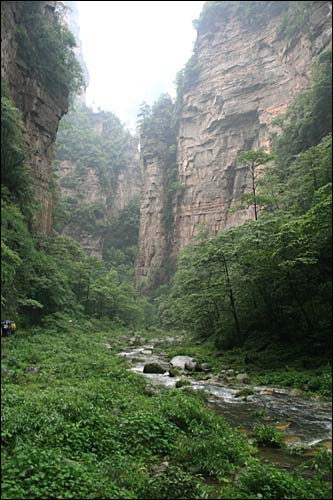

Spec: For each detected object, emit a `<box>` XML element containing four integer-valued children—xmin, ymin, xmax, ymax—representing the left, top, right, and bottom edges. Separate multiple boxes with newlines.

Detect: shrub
<box><xmin>253</xmin><ymin>425</ymin><xmax>284</xmax><ymax>448</ymax></box>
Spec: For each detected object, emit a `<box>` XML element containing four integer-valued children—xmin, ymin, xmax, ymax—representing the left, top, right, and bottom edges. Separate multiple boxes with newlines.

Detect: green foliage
<box><xmin>1</xmin><ymin>327</ymin><xmax>254</xmax><ymax>499</ymax></box>
<box><xmin>272</xmin><ymin>50</ymin><xmax>332</xmax><ymax>167</ymax></box>
<box><xmin>1</xmin><ymin>84</ymin><xmax>33</xmax><ymax>218</ymax></box>
<box><xmin>278</xmin><ymin>1</ymin><xmax>316</xmax><ymax>38</ymax></box>
<box><xmin>236</xmin><ymin>148</ymin><xmax>275</xmax><ymax>220</ymax></box>
<box><xmin>253</xmin><ymin>425</ymin><xmax>284</xmax><ymax>448</ymax></box>
<box><xmin>53</xmin><ymin>101</ymin><xmax>140</xmax><ymax>268</ymax></box>
<box><xmin>139</xmin><ymin>465</ymin><xmax>208</xmax><ymax>499</ymax></box>
<box><xmin>254</xmin><ymin>366</ymin><xmax>332</xmax><ymax>397</ymax></box>
<box><xmin>175</xmin><ymin>378</ymin><xmax>192</xmax><ymax>388</ymax></box>
<box><xmin>52</xmin><ymin>102</ymin><xmax>145</xmax><ymax>315</ymax></box>
<box><xmin>194</xmin><ymin>1</ymin><xmax>288</xmax><ymax>34</ymax></box>
<box><xmin>103</xmin><ymin>197</ymin><xmax>141</xmax><ymax>267</ymax></box>
<box><xmin>55</xmin><ymin>102</ymin><xmax>131</xmax><ymax>179</ymax></box>
<box><xmin>226</xmin><ymin>459</ymin><xmax>331</xmax><ymax>499</ymax></box>
<box><xmin>14</xmin><ymin>1</ymin><xmax>83</xmax><ymax>98</ymax></box>
<box><xmin>161</xmin><ymin>52</ymin><xmax>332</xmax><ymax>355</ymax></box>
<box><xmin>177</xmin><ymin>54</ymin><xmax>201</xmax><ymax>98</ymax></box>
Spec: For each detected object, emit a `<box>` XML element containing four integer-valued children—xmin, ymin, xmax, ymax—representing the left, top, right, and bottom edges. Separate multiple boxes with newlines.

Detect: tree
<box><xmin>237</xmin><ymin>149</ymin><xmax>275</xmax><ymax>220</ymax></box>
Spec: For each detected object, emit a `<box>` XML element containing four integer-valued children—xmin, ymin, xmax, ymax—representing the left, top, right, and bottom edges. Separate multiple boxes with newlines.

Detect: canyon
<box><xmin>2</xmin><ymin>1</ymin><xmax>332</xmax><ymax>285</ymax></box>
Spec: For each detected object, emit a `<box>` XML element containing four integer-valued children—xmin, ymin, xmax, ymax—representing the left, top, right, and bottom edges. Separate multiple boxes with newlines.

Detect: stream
<box><xmin>119</xmin><ymin>343</ymin><xmax>332</xmax><ymax>470</ymax></box>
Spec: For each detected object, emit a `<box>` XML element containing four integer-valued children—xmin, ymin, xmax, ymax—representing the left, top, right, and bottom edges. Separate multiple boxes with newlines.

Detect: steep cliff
<box><xmin>136</xmin><ymin>0</ymin><xmax>332</xmax><ymax>288</ymax></box>
<box><xmin>135</xmin><ymin>96</ymin><xmax>178</xmax><ymax>287</ymax></box>
<box><xmin>1</xmin><ymin>1</ymin><xmax>80</xmax><ymax>233</ymax></box>
<box><xmin>53</xmin><ymin>103</ymin><xmax>141</xmax><ymax>258</ymax></box>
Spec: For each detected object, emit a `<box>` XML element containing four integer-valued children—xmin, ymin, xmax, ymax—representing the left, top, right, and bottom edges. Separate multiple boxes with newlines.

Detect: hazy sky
<box><xmin>77</xmin><ymin>1</ymin><xmax>205</xmax><ymax>129</ymax></box>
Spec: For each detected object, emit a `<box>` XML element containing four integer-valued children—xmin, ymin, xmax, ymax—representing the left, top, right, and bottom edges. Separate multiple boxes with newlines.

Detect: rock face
<box><xmin>135</xmin><ymin>96</ymin><xmax>177</xmax><ymax>288</ymax></box>
<box><xmin>55</xmin><ymin>111</ymin><xmax>141</xmax><ymax>258</ymax></box>
<box><xmin>136</xmin><ymin>1</ymin><xmax>332</xmax><ymax>287</ymax></box>
<box><xmin>1</xmin><ymin>1</ymin><xmax>69</xmax><ymax>234</ymax></box>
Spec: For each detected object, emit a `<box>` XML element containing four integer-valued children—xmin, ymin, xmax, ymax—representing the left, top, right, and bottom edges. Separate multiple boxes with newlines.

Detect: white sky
<box><xmin>77</xmin><ymin>1</ymin><xmax>205</xmax><ymax>130</ymax></box>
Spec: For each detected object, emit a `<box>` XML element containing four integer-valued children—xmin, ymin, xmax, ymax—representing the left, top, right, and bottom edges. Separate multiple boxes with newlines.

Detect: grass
<box><xmin>1</xmin><ymin>323</ymin><xmax>331</xmax><ymax>499</ymax></box>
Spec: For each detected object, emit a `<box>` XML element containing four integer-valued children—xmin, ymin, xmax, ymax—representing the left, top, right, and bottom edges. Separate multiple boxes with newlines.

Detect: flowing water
<box><xmin>119</xmin><ymin>344</ymin><xmax>332</xmax><ymax>469</ymax></box>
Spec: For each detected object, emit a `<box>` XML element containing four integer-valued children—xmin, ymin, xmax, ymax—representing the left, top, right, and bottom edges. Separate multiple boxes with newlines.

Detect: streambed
<box><xmin>119</xmin><ymin>343</ymin><xmax>332</xmax><ymax>467</ymax></box>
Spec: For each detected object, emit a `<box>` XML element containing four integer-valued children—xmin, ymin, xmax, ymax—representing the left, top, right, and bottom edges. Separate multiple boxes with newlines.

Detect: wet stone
<box><xmin>143</xmin><ymin>362</ymin><xmax>169</xmax><ymax>374</ymax></box>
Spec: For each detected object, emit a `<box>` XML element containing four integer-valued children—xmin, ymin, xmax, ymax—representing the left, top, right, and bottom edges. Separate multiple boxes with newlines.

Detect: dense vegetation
<box><xmin>1</xmin><ymin>74</ymin><xmax>148</xmax><ymax>330</ymax></box>
<box><xmin>160</xmin><ymin>50</ymin><xmax>332</xmax><ymax>362</ymax></box>
<box><xmin>12</xmin><ymin>0</ymin><xmax>84</xmax><ymax>98</ymax></box>
<box><xmin>2</xmin><ymin>326</ymin><xmax>331</xmax><ymax>499</ymax></box>
<box><xmin>1</xmin><ymin>2</ymin><xmax>332</xmax><ymax>499</ymax></box>
<box><xmin>53</xmin><ymin>100</ymin><xmax>139</xmax><ymax>251</ymax></box>
<box><xmin>193</xmin><ymin>1</ymin><xmax>316</xmax><ymax>35</ymax></box>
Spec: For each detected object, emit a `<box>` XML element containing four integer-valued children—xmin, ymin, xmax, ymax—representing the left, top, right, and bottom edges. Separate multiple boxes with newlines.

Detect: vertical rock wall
<box><xmin>1</xmin><ymin>1</ymin><xmax>69</xmax><ymax>234</ymax></box>
<box><xmin>136</xmin><ymin>0</ymin><xmax>332</xmax><ymax>287</ymax></box>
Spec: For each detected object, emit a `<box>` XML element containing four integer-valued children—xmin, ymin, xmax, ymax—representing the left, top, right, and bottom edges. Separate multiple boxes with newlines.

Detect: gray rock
<box><xmin>185</xmin><ymin>359</ymin><xmax>197</xmax><ymax>371</ymax></box>
<box><xmin>144</xmin><ymin>385</ymin><xmax>160</xmax><ymax>396</ymax></box>
<box><xmin>195</xmin><ymin>362</ymin><xmax>210</xmax><ymax>372</ymax></box>
<box><xmin>169</xmin><ymin>366</ymin><xmax>182</xmax><ymax>377</ymax></box>
<box><xmin>175</xmin><ymin>378</ymin><xmax>192</xmax><ymax>388</ymax></box>
<box><xmin>24</xmin><ymin>366</ymin><xmax>40</xmax><ymax>374</ymax></box>
<box><xmin>102</xmin><ymin>343</ymin><xmax>113</xmax><ymax>349</ymax></box>
<box><xmin>128</xmin><ymin>336</ymin><xmax>145</xmax><ymax>346</ymax></box>
<box><xmin>200</xmin><ymin>362</ymin><xmax>210</xmax><ymax>371</ymax></box>
<box><xmin>143</xmin><ymin>362</ymin><xmax>168</xmax><ymax>374</ymax></box>
<box><xmin>236</xmin><ymin>372</ymin><xmax>249</xmax><ymax>383</ymax></box>
<box><xmin>289</xmin><ymin>388</ymin><xmax>303</xmax><ymax>397</ymax></box>
<box><xmin>170</xmin><ymin>355</ymin><xmax>195</xmax><ymax>370</ymax></box>
<box><xmin>165</xmin><ymin>337</ymin><xmax>176</xmax><ymax>344</ymax></box>
<box><xmin>227</xmin><ymin>369</ymin><xmax>235</xmax><ymax>376</ymax></box>
<box><xmin>1</xmin><ymin>369</ymin><xmax>16</xmax><ymax>377</ymax></box>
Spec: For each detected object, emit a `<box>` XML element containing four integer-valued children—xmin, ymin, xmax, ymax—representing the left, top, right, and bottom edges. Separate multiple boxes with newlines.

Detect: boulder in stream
<box><xmin>128</xmin><ymin>336</ymin><xmax>146</xmax><ymax>346</ymax></box>
<box><xmin>169</xmin><ymin>366</ymin><xmax>182</xmax><ymax>377</ymax></box>
<box><xmin>24</xmin><ymin>366</ymin><xmax>41</xmax><ymax>374</ymax></box>
<box><xmin>170</xmin><ymin>355</ymin><xmax>197</xmax><ymax>371</ymax></box>
<box><xmin>236</xmin><ymin>372</ymin><xmax>250</xmax><ymax>383</ymax></box>
<box><xmin>289</xmin><ymin>388</ymin><xmax>304</xmax><ymax>397</ymax></box>
<box><xmin>143</xmin><ymin>362</ymin><xmax>169</xmax><ymax>374</ymax></box>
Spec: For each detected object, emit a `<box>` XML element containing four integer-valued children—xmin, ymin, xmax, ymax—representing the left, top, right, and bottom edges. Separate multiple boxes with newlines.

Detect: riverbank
<box><xmin>151</xmin><ymin>330</ymin><xmax>332</xmax><ymax>399</ymax></box>
<box><xmin>1</xmin><ymin>321</ymin><xmax>332</xmax><ymax>499</ymax></box>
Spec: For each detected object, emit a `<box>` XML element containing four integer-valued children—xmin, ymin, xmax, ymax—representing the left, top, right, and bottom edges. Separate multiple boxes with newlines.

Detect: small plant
<box><xmin>230</xmin><ymin>459</ymin><xmax>331</xmax><ymax>499</ymax></box>
<box><xmin>139</xmin><ymin>465</ymin><xmax>208</xmax><ymax>499</ymax></box>
<box><xmin>235</xmin><ymin>387</ymin><xmax>255</xmax><ymax>398</ymax></box>
<box><xmin>252</xmin><ymin>408</ymin><xmax>268</xmax><ymax>419</ymax></box>
<box><xmin>175</xmin><ymin>378</ymin><xmax>191</xmax><ymax>388</ymax></box>
<box><xmin>253</xmin><ymin>425</ymin><xmax>284</xmax><ymax>448</ymax></box>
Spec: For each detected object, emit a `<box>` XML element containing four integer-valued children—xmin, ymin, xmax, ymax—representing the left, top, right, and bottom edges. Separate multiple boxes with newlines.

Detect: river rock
<box><xmin>128</xmin><ymin>336</ymin><xmax>146</xmax><ymax>346</ymax></box>
<box><xmin>169</xmin><ymin>366</ymin><xmax>182</xmax><ymax>377</ymax></box>
<box><xmin>1</xmin><ymin>369</ymin><xmax>16</xmax><ymax>378</ymax></box>
<box><xmin>144</xmin><ymin>385</ymin><xmax>160</xmax><ymax>396</ymax></box>
<box><xmin>194</xmin><ymin>362</ymin><xmax>210</xmax><ymax>372</ymax></box>
<box><xmin>185</xmin><ymin>359</ymin><xmax>197</xmax><ymax>371</ymax></box>
<box><xmin>143</xmin><ymin>362</ymin><xmax>169</xmax><ymax>374</ymax></box>
<box><xmin>24</xmin><ymin>366</ymin><xmax>41</xmax><ymax>374</ymax></box>
<box><xmin>175</xmin><ymin>378</ymin><xmax>192</xmax><ymax>388</ymax></box>
<box><xmin>170</xmin><ymin>355</ymin><xmax>196</xmax><ymax>371</ymax></box>
<box><xmin>165</xmin><ymin>337</ymin><xmax>177</xmax><ymax>344</ymax></box>
<box><xmin>236</xmin><ymin>372</ymin><xmax>250</xmax><ymax>383</ymax></box>
<box><xmin>227</xmin><ymin>369</ymin><xmax>235</xmax><ymax>376</ymax></box>
<box><xmin>289</xmin><ymin>388</ymin><xmax>304</xmax><ymax>397</ymax></box>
